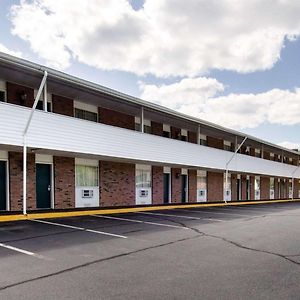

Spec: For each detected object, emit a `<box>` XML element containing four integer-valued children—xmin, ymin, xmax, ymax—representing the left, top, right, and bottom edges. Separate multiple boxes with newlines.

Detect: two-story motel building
<box><xmin>0</xmin><ymin>52</ymin><xmax>299</xmax><ymax>213</ymax></box>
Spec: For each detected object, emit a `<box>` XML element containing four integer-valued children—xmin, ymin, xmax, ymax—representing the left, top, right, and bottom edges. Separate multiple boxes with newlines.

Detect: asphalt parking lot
<box><xmin>1</xmin><ymin>202</ymin><xmax>300</xmax><ymax>299</ymax></box>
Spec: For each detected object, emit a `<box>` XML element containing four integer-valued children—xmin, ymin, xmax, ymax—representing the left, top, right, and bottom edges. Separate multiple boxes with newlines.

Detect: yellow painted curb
<box><xmin>0</xmin><ymin>198</ymin><xmax>299</xmax><ymax>223</ymax></box>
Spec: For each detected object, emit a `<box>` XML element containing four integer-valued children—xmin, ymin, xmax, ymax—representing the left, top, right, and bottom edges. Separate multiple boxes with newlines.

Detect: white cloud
<box><xmin>10</xmin><ymin>0</ymin><xmax>300</xmax><ymax>76</ymax></box>
<box><xmin>0</xmin><ymin>43</ymin><xmax>22</xmax><ymax>57</ymax></box>
<box><xmin>278</xmin><ymin>141</ymin><xmax>300</xmax><ymax>151</ymax></box>
<box><xmin>139</xmin><ymin>77</ymin><xmax>300</xmax><ymax>130</ymax></box>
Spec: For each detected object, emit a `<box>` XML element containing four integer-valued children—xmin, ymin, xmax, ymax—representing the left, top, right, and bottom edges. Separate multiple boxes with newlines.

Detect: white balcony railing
<box><xmin>0</xmin><ymin>102</ymin><xmax>299</xmax><ymax>179</ymax></box>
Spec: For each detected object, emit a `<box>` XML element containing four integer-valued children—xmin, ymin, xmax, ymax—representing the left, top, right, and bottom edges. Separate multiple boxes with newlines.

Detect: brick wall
<box><xmin>171</xmin><ymin>127</ymin><xmax>181</xmax><ymax>140</ymax></box>
<box><xmin>151</xmin><ymin>122</ymin><xmax>163</xmax><ymax>136</ymax></box>
<box><xmin>54</xmin><ymin>156</ymin><xmax>75</xmax><ymax>209</ymax></box>
<box><xmin>99</xmin><ymin>107</ymin><xmax>135</xmax><ymax>130</ymax></box>
<box><xmin>207</xmin><ymin>171</ymin><xmax>223</xmax><ymax>202</ymax></box>
<box><xmin>188</xmin><ymin>131</ymin><xmax>197</xmax><ymax>144</ymax></box>
<box><xmin>263</xmin><ymin>152</ymin><xmax>270</xmax><ymax>160</ymax></box>
<box><xmin>52</xmin><ymin>94</ymin><xmax>74</xmax><ymax>116</ymax></box>
<box><xmin>280</xmin><ymin>179</ymin><xmax>287</xmax><ymax>198</ymax></box>
<box><xmin>231</xmin><ymin>174</ymin><xmax>237</xmax><ymax>201</ymax></box>
<box><xmin>171</xmin><ymin>168</ymin><xmax>182</xmax><ymax>203</ymax></box>
<box><xmin>152</xmin><ymin>166</ymin><xmax>164</xmax><ymax>204</ymax></box>
<box><xmin>293</xmin><ymin>179</ymin><xmax>299</xmax><ymax>198</ymax></box>
<box><xmin>260</xmin><ymin>176</ymin><xmax>270</xmax><ymax>200</ymax></box>
<box><xmin>99</xmin><ymin>161</ymin><xmax>135</xmax><ymax>207</ymax></box>
<box><xmin>188</xmin><ymin>169</ymin><xmax>197</xmax><ymax>202</ymax></box>
<box><xmin>9</xmin><ymin>152</ymin><xmax>36</xmax><ymax>211</ymax></box>
<box><xmin>207</xmin><ymin>136</ymin><xmax>223</xmax><ymax>149</ymax></box>
<box><xmin>274</xmin><ymin>179</ymin><xmax>280</xmax><ymax>199</ymax></box>
<box><xmin>6</xmin><ymin>82</ymin><xmax>34</xmax><ymax>107</ymax></box>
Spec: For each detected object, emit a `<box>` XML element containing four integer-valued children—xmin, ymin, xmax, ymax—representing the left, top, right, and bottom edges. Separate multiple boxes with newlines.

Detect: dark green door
<box><xmin>181</xmin><ymin>175</ymin><xmax>187</xmax><ymax>203</ymax></box>
<box><xmin>36</xmin><ymin>164</ymin><xmax>51</xmax><ymax>209</ymax></box>
<box><xmin>163</xmin><ymin>173</ymin><xmax>170</xmax><ymax>204</ymax></box>
<box><xmin>0</xmin><ymin>161</ymin><xmax>6</xmax><ymax>210</ymax></box>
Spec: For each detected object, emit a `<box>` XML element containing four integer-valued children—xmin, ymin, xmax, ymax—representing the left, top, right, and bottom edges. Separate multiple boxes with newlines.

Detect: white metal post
<box><xmin>23</xmin><ymin>70</ymin><xmax>48</xmax><ymax>215</ymax></box>
<box><xmin>291</xmin><ymin>160</ymin><xmax>300</xmax><ymax>200</ymax></box>
<box><xmin>197</xmin><ymin>125</ymin><xmax>201</xmax><ymax>145</ymax></box>
<box><xmin>43</xmin><ymin>81</ymin><xmax>47</xmax><ymax>112</ymax></box>
<box><xmin>224</xmin><ymin>137</ymin><xmax>247</xmax><ymax>203</ymax></box>
<box><xmin>141</xmin><ymin>107</ymin><xmax>144</xmax><ymax>133</ymax></box>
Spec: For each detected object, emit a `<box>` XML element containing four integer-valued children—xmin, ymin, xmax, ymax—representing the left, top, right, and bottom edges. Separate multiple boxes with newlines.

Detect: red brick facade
<box><xmin>171</xmin><ymin>168</ymin><xmax>182</xmax><ymax>203</ymax></box>
<box><xmin>152</xmin><ymin>166</ymin><xmax>164</xmax><ymax>204</ymax></box>
<box><xmin>54</xmin><ymin>156</ymin><xmax>75</xmax><ymax>209</ymax></box>
<box><xmin>151</xmin><ymin>122</ymin><xmax>163</xmax><ymax>136</ymax></box>
<box><xmin>260</xmin><ymin>177</ymin><xmax>270</xmax><ymax>200</ymax></box>
<box><xmin>207</xmin><ymin>171</ymin><xmax>223</xmax><ymax>202</ymax></box>
<box><xmin>9</xmin><ymin>152</ymin><xmax>36</xmax><ymax>211</ymax></box>
<box><xmin>207</xmin><ymin>136</ymin><xmax>223</xmax><ymax>149</ymax></box>
<box><xmin>188</xmin><ymin>169</ymin><xmax>197</xmax><ymax>202</ymax></box>
<box><xmin>99</xmin><ymin>161</ymin><xmax>135</xmax><ymax>207</ymax></box>
<box><xmin>99</xmin><ymin>107</ymin><xmax>135</xmax><ymax>130</ymax></box>
<box><xmin>6</xmin><ymin>82</ymin><xmax>35</xmax><ymax>107</ymax></box>
<box><xmin>52</xmin><ymin>94</ymin><xmax>74</xmax><ymax>116</ymax></box>
<box><xmin>231</xmin><ymin>174</ymin><xmax>237</xmax><ymax>201</ymax></box>
<box><xmin>188</xmin><ymin>131</ymin><xmax>197</xmax><ymax>144</ymax></box>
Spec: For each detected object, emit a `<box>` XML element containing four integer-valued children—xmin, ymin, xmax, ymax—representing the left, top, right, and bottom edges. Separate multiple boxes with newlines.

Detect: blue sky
<box><xmin>1</xmin><ymin>0</ymin><xmax>300</xmax><ymax>148</ymax></box>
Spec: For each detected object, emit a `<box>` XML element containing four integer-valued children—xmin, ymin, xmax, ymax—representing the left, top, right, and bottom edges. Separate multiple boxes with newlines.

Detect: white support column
<box><xmin>197</xmin><ymin>125</ymin><xmax>201</xmax><ymax>145</ymax></box>
<box><xmin>225</xmin><ymin>136</ymin><xmax>247</xmax><ymax>203</ymax></box>
<box><xmin>291</xmin><ymin>159</ymin><xmax>300</xmax><ymax>200</ymax></box>
<box><xmin>43</xmin><ymin>81</ymin><xmax>47</xmax><ymax>112</ymax></box>
<box><xmin>23</xmin><ymin>70</ymin><xmax>48</xmax><ymax>215</ymax></box>
<box><xmin>141</xmin><ymin>107</ymin><xmax>144</xmax><ymax>133</ymax></box>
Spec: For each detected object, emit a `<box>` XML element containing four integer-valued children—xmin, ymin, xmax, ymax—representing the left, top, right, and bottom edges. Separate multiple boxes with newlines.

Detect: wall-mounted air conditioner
<box><xmin>82</xmin><ymin>189</ymin><xmax>94</xmax><ymax>198</ymax></box>
<box><xmin>139</xmin><ymin>189</ymin><xmax>149</xmax><ymax>197</ymax></box>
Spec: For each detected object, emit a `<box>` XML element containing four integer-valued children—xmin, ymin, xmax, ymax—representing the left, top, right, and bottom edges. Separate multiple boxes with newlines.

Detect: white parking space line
<box><xmin>0</xmin><ymin>242</ymin><xmax>43</xmax><ymax>259</ymax></box>
<box><xmin>180</xmin><ymin>208</ymin><xmax>249</xmax><ymax>217</ymax></box>
<box><xmin>91</xmin><ymin>214</ymin><xmax>189</xmax><ymax>229</ymax></box>
<box><xmin>136</xmin><ymin>211</ymin><xmax>225</xmax><ymax>222</ymax></box>
<box><xmin>31</xmin><ymin>219</ymin><xmax>127</xmax><ymax>239</ymax></box>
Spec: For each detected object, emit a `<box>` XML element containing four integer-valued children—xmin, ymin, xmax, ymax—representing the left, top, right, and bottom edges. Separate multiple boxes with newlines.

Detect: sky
<box><xmin>1</xmin><ymin>0</ymin><xmax>300</xmax><ymax>149</ymax></box>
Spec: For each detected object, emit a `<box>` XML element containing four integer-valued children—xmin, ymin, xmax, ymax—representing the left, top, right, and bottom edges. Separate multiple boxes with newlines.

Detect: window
<box><xmin>199</xmin><ymin>134</ymin><xmax>207</xmax><ymax>146</ymax></box>
<box><xmin>197</xmin><ymin>171</ymin><xmax>207</xmax><ymax>189</ymax></box>
<box><xmin>224</xmin><ymin>140</ymin><xmax>232</xmax><ymax>151</ymax></box>
<box><xmin>181</xmin><ymin>129</ymin><xmax>187</xmax><ymax>141</ymax></box>
<box><xmin>75</xmin><ymin>165</ymin><xmax>99</xmax><ymax>187</ymax></box>
<box><xmin>144</xmin><ymin>120</ymin><xmax>151</xmax><ymax>134</ymax></box>
<box><xmin>136</xmin><ymin>165</ymin><xmax>151</xmax><ymax>188</ymax></box>
<box><xmin>270</xmin><ymin>153</ymin><xmax>274</xmax><ymax>161</ymax></box>
<box><xmin>270</xmin><ymin>178</ymin><xmax>275</xmax><ymax>190</ymax></box>
<box><xmin>36</xmin><ymin>100</ymin><xmax>52</xmax><ymax>112</ymax></box>
<box><xmin>163</xmin><ymin>124</ymin><xmax>171</xmax><ymax>138</ymax></box>
<box><xmin>255</xmin><ymin>149</ymin><xmax>261</xmax><ymax>158</ymax></box>
<box><xmin>75</xmin><ymin>108</ymin><xmax>98</xmax><ymax>122</ymax></box>
<box><xmin>0</xmin><ymin>91</ymin><xmax>5</xmax><ymax>102</ymax></box>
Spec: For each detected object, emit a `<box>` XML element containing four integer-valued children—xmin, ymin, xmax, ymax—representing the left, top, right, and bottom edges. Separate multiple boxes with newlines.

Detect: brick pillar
<box><xmin>250</xmin><ymin>176</ymin><xmax>255</xmax><ymax>200</ymax></box>
<box><xmin>171</xmin><ymin>127</ymin><xmax>181</xmax><ymax>140</ymax></box>
<box><xmin>188</xmin><ymin>131</ymin><xmax>197</xmax><ymax>144</ymax></box>
<box><xmin>171</xmin><ymin>168</ymin><xmax>181</xmax><ymax>203</ymax></box>
<box><xmin>260</xmin><ymin>177</ymin><xmax>270</xmax><ymax>200</ymax></box>
<box><xmin>54</xmin><ymin>156</ymin><xmax>75</xmax><ymax>209</ymax></box>
<box><xmin>6</xmin><ymin>82</ymin><xmax>34</xmax><ymax>107</ymax></box>
<box><xmin>274</xmin><ymin>179</ymin><xmax>280</xmax><ymax>199</ymax></box>
<box><xmin>100</xmin><ymin>161</ymin><xmax>135</xmax><ymax>207</ymax></box>
<box><xmin>151</xmin><ymin>122</ymin><xmax>163</xmax><ymax>136</ymax></box>
<box><xmin>52</xmin><ymin>95</ymin><xmax>74</xmax><ymax>116</ymax></box>
<box><xmin>9</xmin><ymin>152</ymin><xmax>36</xmax><ymax>211</ymax></box>
<box><xmin>293</xmin><ymin>179</ymin><xmax>299</xmax><ymax>199</ymax></box>
<box><xmin>152</xmin><ymin>166</ymin><xmax>164</xmax><ymax>205</ymax></box>
<box><xmin>207</xmin><ymin>171</ymin><xmax>223</xmax><ymax>202</ymax></box>
<box><xmin>188</xmin><ymin>169</ymin><xmax>197</xmax><ymax>203</ymax></box>
<box><xmin>207</xmin><ymin>136</ymin><xmax>223</xmax><ymax>149</ymax></box>
<box><xmin>99</xmin><ymin>107</ymin><xmax>135</xmax><ymax>130</ymax></box>
<box><xmin>263</xmin><ymin>152</ymin><xmax>270</xmax><ymax>160</ymax></box>
<box><xmin>231</xmin><ymin>174</ymin><xmax>237</xmax><ymax>201</ymax></box>
<box><xmin>241</xmin><ymin>175</ymin><xmax>247</xmax><ymax>200</ymax></box>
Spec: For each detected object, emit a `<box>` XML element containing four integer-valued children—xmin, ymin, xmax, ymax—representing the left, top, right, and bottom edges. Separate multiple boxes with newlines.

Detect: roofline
<box><xmin>0</xmin><ymin>51</ymin><xmax>299</xmax><ymax>157</ymax></box>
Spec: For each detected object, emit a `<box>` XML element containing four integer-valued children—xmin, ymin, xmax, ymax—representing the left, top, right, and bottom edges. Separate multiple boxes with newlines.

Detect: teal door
<box><xmin>0</xmin><ymin>161</ymin><xmax>6</xmax><ymax>210</ymax></box>
<box><xmin>36</xmin><ymin>164</ymin><xmax>51</xmax><ymax>209</ymax></box>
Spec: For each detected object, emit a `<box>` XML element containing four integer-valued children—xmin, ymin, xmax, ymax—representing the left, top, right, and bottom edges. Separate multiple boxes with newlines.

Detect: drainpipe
<box><xmin>141</xmin><ymin>107</ymin><xmax>144</xmax><ymax>133</ymax></box>
<box><xmin>23</xmin><ymin>70</ymin><xmax>48</xmax><ymax>215</ymax></box>
<box><xmin>224</xmin><ymin>137</ymin><xmax>247</xmax><ymax>203</ymax></box>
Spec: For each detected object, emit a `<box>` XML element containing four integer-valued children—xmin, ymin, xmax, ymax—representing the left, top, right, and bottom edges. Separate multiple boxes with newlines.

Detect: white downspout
<box><xmin>23</xmin><ymin>70</ymin><xmax>48</xmax><ymax>215</ymax></box>
<box><xmin>141</xmin><ymin>107</ymin><xmax>144</xmax><ymax>133</ymax></box>
<box><xmin>224</xmin><ymin>137</ymin><xmax>247</xmax><ymax>203</ymax></box>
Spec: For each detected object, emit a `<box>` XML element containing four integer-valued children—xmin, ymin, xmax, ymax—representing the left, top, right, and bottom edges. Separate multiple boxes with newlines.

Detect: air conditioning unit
<box><xmin>139</xmin><ymin>189</ymin><xmax>149</xmax><ymax>197</ymax></box>
<box><xmin>82</xmin><ymin>189</ymin><xmax>94</xmax><ymax>198</ymax></box>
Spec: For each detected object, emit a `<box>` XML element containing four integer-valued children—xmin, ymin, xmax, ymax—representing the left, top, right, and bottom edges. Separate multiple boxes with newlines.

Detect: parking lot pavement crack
<box><xmin>145</xmin><ymin>215</ymin><xmax>300</xmax><ymax>267</ymax></box>
<box><xmin>0</xmin><ymin>235</ymin><xmax>201</xmax><ymax>291</ymax></box>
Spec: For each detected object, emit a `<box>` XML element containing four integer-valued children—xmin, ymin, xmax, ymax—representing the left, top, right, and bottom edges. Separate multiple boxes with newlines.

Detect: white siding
<box><xmin>0</xmin><ymin>102</ymin><xmax>300</xmax><ymax>178</ymax></box>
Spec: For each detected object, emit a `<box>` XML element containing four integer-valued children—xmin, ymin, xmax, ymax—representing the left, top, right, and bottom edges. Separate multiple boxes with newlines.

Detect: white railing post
<box><xmin>224</xmin><ymin>137</ymin><xmax>247</xmax><ymax>203</ymax></box>
<box><xmin>23</xmin><ymin>70</ymin><xmax>47</xmax><ymax>215</ymax></box>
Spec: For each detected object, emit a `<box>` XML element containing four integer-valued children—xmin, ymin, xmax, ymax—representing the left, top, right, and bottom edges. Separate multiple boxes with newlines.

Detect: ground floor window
<box><xmin>75</xmin><ymin>165</ymin><xmax>99</xmax><ymax>187</ymax></box>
